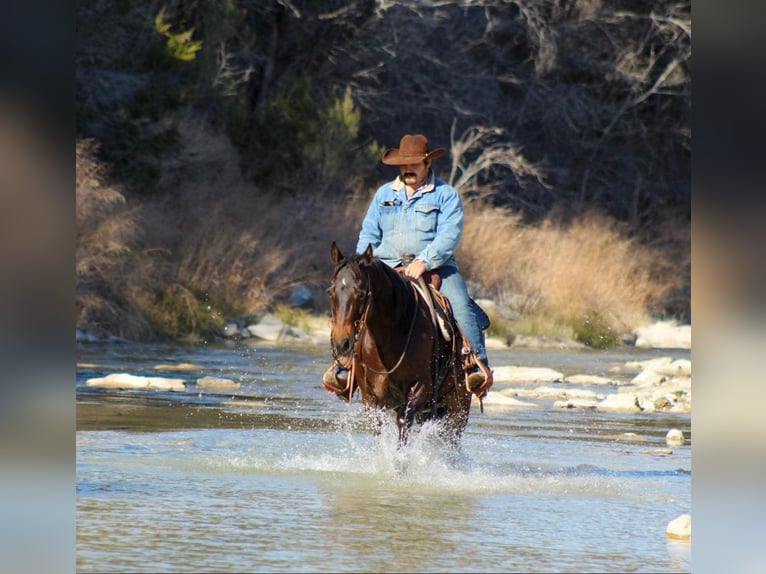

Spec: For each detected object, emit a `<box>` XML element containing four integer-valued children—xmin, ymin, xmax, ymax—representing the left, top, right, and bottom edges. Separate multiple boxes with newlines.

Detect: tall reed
<box><xmin>458</xmin><ymin>202</ymin><xmax>680</xmax><ymax>346</ymax></box>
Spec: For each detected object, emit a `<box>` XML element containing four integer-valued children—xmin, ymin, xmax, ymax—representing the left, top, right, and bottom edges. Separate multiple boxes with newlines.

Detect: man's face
<box><xmin>400</xmin><ymin>160</ymin><xmax>430</xmax><ymax>188</ymax></box>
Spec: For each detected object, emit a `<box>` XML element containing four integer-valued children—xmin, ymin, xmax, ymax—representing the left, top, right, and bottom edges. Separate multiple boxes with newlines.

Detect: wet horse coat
<box><xmin>324</xmin><ymin>242</ymin><xmax>472</xmax><ymax>446</ymax></box>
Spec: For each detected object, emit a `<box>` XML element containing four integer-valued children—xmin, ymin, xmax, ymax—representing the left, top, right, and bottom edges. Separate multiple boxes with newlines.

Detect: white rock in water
<box><xmin>197</xmin><ymin>376</ymin><xmax>240</xmax><ymax>389</ymax></box>
<box><xmin>597</xmin><ymin>393</ymin><xmax>641</xmax><ymax>412</ymax></box>
<box><xmin>634</xmin><ymin>321</ymin><xmax>691</xmax><ymax>349</ymax></box>
<box><xmin>482</xmin><ymin>392</ymin><xmax>541</xmax><ymax>409</ymax></box>
<box><xmin>552</xmin><ymin>398</ymin><xmax>598</xmax><ymax>409</ymax></box>
<box><xmin>85</xmin><ymin>373</ymin><xmax>186</xmax><ymax>391</ymax></box>
<box><xmin>564</xmin><ymin>374</ymin><xmax>619</xmax><ymax>386</ymax></box>
<box><xmin>654</xmin><ymin>358</ymin><xmax>692</xmax><ymax>377</ymax></box>
<box><xmin>153</xmin><ymin>362</ymin><xmax>204</xmax><ymax>372</ymax></box>
<box><xmin>666</xmin><ymin>429</ymin><xmax>685</xmax><ymax>445</ymax></box>
<box><xmin>247</xmin><ymin>314</ymin><xmax>288</xmax><ymax>341</ymax></box>
<box><xmin>491</xmin><ymin>366</ymin><xmax>564</xmax><ymax>383</ymax></box>
<box><xmin>666</xmin><ymin>513</ymin><xmax>691</xmax><ymax>540</ymax></box>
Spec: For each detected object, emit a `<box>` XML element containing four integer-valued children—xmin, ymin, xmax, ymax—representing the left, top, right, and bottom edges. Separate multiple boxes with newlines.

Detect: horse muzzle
<box><xmin>331</xmin><ymin>336</ymin><xmax>355</xmax><ymax>361</ymax></box>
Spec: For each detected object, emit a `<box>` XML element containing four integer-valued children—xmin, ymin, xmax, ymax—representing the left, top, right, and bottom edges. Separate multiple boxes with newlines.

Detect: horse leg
<box><xmin>396</xmin><ymin>382</ymin><xmax>429</xmax><ymax>447</ymax></box>
<box><xmin>396</xmin><ymin>404</ymin><xmax>414</xmax><ymax>447</ymax></box>
<box><xmin>439</xmin><ymin>369</ymin><xmax>472</xmax><ymax>449</ymax></box>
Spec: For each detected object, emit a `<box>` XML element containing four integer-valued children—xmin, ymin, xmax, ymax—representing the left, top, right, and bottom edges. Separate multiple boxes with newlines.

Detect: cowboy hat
<box><xmin>381</xmin><ymin>134</ymin><xmax>446</xmax><ymax>165</ymax></box>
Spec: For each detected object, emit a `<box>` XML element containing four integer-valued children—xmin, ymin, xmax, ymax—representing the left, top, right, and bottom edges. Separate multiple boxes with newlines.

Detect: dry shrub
<box><xmin>138</xmin><ymin>117</ymin><xmax>368</xmax><ymax>333</ymax></box>
<box><xmin>169</xmin><ymin>190</ymin><xmax>368</xmax><ymax>319</ymax></box>
<box><xmin>459</xmin><ymin>203</ymin><xmax>678</xmax><ymax>346</ymax></box>
<box><xmin>76</xmin><ymin>139</ymin><xmax>151</xmax><ymax>338</ymax></box>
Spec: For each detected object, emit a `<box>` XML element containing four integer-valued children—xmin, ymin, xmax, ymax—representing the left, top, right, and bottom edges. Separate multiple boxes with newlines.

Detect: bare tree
<box><xmin>448</xmin><ymin>120</ymin><xmax>550</xmax><ymax>210</ymax></box>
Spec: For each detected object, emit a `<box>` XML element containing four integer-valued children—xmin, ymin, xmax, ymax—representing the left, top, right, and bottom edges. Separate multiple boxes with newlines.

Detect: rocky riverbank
<box><xmin>79</xmin><ymin>315</ymin><xmax>691</xmax><ymax>415</ymax></box>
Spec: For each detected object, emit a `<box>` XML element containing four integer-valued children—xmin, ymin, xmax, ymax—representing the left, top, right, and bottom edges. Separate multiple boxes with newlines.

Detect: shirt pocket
<box><xmin>414</xmin><ymin>203</ymin><xmax>439</xmax><ymax>232</ymax></box>
<box><xmin>379</xmin><ymin>203</ymin><xmax>398</xmax><ymax>232</ymax></box>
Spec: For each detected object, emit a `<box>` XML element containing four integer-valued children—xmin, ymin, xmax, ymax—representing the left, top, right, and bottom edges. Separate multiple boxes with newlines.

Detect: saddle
<box><xmin>396</xmin><ymin>255</ymin><xmax>449</xmax><ymax>339</ymax></box>
<box><xmin>396</xmin><ymin>255</ymin><xmax>493</xmax><ymax>404</ymax></box>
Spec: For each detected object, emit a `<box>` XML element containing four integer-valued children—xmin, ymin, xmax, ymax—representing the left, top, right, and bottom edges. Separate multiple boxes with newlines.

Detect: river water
<box><xmin>76</xmin><ymin>340</ymin><xmax>691</xmax><ymax>573</ymax></box>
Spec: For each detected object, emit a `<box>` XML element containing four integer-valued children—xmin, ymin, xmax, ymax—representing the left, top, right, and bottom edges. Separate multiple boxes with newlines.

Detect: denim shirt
<box><xmin>356</xmin><ymin>173</ymin><xmax>463</xmax><ymax>271</ymax></box>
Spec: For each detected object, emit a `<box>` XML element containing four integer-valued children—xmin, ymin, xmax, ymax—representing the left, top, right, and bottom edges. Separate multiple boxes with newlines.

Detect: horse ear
<box><xmin>330</xmin><ymin>241</ymin><xmax>343</xmax><ymax>265</ymax></box>
<box><xmin>361</xmin><ymin>243</ymin><xmax>374</xmax><ymax>263</ymax></box>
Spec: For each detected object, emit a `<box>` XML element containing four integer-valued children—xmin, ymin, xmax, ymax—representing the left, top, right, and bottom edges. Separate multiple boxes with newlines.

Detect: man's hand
<box><xmin>403</xmin><ymin>258</ymin><xmax>427</xmax><ymax>279</ymax></box>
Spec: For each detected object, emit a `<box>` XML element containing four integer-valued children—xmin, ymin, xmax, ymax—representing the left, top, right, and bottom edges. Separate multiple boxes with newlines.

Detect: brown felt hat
<box><xmin>381</xmin><ymin>134</ymin><xmax>446</xmax><ymax>165</ymax></box>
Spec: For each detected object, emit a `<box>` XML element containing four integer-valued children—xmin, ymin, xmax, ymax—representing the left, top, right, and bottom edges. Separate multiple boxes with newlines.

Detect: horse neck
<box><xmin>367</xmin><ymin>260</ymin><xmax>415</xmax><ymax>327</ymax></box>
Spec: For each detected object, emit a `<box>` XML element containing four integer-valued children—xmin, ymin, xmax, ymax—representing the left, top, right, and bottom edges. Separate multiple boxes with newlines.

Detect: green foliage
<box><xmin>570</xmin><ymin>312</ymin><xmax>620</xmax><ymax>349</ymax></box>
<box><xmin>230</xmin><ymin>80</ymin><xmax>379</xmax><ymax>194</ymax></box>
<box><xmin>273</xmin><ymin>304</ymin><xmax>312</xmax><ymax>333</ymax></box>
<box><xmin>484</xmin><ymin>310</ymin><xmax>515</xmax><ymax>344</ymax></box>
<box><xmin>508</xmin><ymin>313</ymin><xmax>576</xmax><ymax>342</ymax></box>
<box><xmin>154</xmin><ymin>7</ymin><xmax>203</xmax><ymax>62</ymax></box>
<box><xmin>497</xmin><ymin>310</ymin><xmax>621</xmax><ymax>349</ymax></box>
<box><xmin>140</xmin><ymin>284</ymin><xmax>224</xmax><ymax>340</ymax></box>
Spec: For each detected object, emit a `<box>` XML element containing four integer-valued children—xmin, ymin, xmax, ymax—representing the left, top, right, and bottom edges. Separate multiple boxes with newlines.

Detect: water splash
<box><xmin>177</xmin><ymin>412</ymin><xmax>648</xmax><ymax>499</ymax></box>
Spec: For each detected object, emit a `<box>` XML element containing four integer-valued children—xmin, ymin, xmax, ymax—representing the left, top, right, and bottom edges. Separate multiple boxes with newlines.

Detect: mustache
<box><xmin>402</xmin><ymin>172</ymin><xmax>417</xmax><ymax>179</ymax></box>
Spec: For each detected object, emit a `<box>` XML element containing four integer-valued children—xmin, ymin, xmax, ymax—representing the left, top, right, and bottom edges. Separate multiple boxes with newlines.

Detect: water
<box><xmin>77</xmin><ymin>341</ymin><xmax>691</xmax><ymax>573</ymax></box>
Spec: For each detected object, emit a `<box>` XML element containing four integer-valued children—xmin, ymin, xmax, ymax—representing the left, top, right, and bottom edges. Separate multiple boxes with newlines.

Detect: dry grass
<box><xmin>77</xmin><ymin>117</ymin><xmax>685</xmax><ymax>345</ymax></box>
<box><xmin>458</xmin><ymin>202</ymin><xmax>682</xmax><ymax>346</ymax></box>
<box><xmin>77</xmin><ymin>116</ymin><xmax>373</xmax><ymax>340</ymax></box>
<box><xmin>126</xmin><ymin>118</ymin><xmax>368</xmax><ymax>338</ymax></box>
<box><xmin>76</xmin><ymin>139</ymin><xmax>152</xmax><ymax>339</ymax></box>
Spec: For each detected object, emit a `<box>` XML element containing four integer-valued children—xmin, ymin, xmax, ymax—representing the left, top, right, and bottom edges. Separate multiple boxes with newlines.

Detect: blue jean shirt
<box><xmin>356</xmin><ymin>174</ymin><xmax>464</xmax><ymax>271</ymax></box>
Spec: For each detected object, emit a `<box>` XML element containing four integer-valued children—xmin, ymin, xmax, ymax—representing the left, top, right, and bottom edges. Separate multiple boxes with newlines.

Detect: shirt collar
<box><xmin>391</xmin><ymin>172</ymin><xmax>435</xmax><ymax>194</ymax></box>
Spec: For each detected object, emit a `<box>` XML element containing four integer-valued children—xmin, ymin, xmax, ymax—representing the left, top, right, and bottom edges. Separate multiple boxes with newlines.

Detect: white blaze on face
<box><xmin>342</xmin><ymin>277</ymin><xmax>347</xmax><ymax>287</ymax></box>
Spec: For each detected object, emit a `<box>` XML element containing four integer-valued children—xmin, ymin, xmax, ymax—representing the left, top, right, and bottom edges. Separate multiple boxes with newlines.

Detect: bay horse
<box><xmin>323</xmin><ymin>241</ymin><xmax>473</xmax><ymax>447</ymax></box>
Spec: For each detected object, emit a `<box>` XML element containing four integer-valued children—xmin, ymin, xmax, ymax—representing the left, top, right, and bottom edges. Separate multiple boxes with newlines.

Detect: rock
<box><xmin>509</xmin><ymin>386</ymin><xmax>599</xmax><ymax>400</ymax></box>
<box><xmin>223</xmin><ymin>322</ymin><xmax>245</xmax><ymax>338</ymax></box>
<box><xmin>552</xmin><ymin>398</ymin><xmax>598</xmax><ymax>409</ymax></box>
<box><xmin>485</xmin><ymin>336</ymin><xmax>510</xmax><ymax>349</ymax></box>
<box><xmin>85</xmin><ymin>373</ymin><xmax>186</xmax><ymax>391</ymax></box>
<box><xmin>563</xmin><ymin>374</ymin><xmax>619</xmax><ymax>386</ymax></box>
<box><xmin>196</xmin><ymin>376</ymin><xmax>241</xmax><ymax>389</ymax></box>
<box><xmin>666</xmin><ymin>513</ymin><xmax>691</xmax><ymax>540</ymax></box>
<box><xmin>631</xmin><ymin>368</ymin><xmax>669</xmax><ymax>387</ymax></box>
<box><xmin>666</xmin><ymin>429</ymin><xmax>685</xmax><ymax>445</ymax></box>
<box><xmin>246</xmin><ymin>314</ymin><xmax>294</xmax><ymax>341</ymax></box>
<box><xmin>624</xmin><ymin>356</ymin><xmax>674</xmax><ymax>371</ymax></box>
<box><xmin>654</xmin><ymin>358</ymin><xmax>691</xmax><ymax>378</ymax></box>
<box><xmin>492</xmin><ymin>366</ymin><xmax>564</xmax><ymax>384</ymax></box>
<box><xmin>152</xmin><ymin>362</ymin><xmax>204</xmax><ymax>372</ymax></box>
<box><xmin>634</xmin><ymin>321</ymin><xmax>691</xmax><ymax>349</ymax></box>
<box><xmin>287</xmin><ymin>284</ymin><xmax>314</xmax><ymax>308</ymax></box>
<box><xmin>76</xmin><ymin>329</ymin><xmax>101</xmax><ymax>342</ymax></box>
<box><xmin>654</xmin><ymin>397</ymin><xmax>673</xmax><ymax>410</ymax></box>
<box><xmin>482</xmin><ymin>392</ymin><xmax>541</xmax><ymax>409</ymax></box>
<box><xmin>597</xmin><ymin>393</ymin><xmax>641</xmax><ymax>412</ymax></box>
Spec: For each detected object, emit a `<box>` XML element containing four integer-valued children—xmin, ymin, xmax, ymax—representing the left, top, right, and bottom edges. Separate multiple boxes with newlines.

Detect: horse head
<box><xmin>328</xmin><ymin>242</ymin><xmax>374</xmax><ymax>364</ymax></box>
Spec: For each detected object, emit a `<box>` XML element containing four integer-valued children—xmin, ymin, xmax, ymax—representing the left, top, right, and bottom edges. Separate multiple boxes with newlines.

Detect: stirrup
<box><xmin>463</xmin><ymin>355</ymin><xmax>493</xmax><ymax>412</ymax></box>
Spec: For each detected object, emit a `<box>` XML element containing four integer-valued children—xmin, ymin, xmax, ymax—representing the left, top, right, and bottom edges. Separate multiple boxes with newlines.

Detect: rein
<box><xmin>360</xmin><ymin>281</ymin><xmax>419</xmax><ymax>375</ymax></box>
<box><xmin>330</xmin><ymin>273</ymin><xmax>420</xmax><ymax>401</ymax></box>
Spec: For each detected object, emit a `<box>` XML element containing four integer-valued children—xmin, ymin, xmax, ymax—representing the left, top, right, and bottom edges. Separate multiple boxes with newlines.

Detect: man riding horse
<box><xmin>323</xmin><ymin>133</ymin><xmax>493</xmax><ymax>398</ymax></box>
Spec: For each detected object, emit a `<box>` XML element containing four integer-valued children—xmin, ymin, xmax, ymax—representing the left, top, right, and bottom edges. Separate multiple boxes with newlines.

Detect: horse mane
<box><xmin>356</xmin><ymin>254</ymin><xmax>415</xmax><ymax>324</ymax></box>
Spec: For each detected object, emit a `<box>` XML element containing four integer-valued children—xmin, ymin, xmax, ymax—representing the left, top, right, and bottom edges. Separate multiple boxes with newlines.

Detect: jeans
<box><xmin>436</xmin><ymin>266</ymin><xmax>488</xmax><ymax>367</ymax></box>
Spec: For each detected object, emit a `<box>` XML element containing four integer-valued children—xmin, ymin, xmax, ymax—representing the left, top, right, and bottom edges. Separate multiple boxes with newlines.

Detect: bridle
<box><xmin>329</xmin><ymin>264</ymin><xmax>420</xmax><ymax>400</ymax></box>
